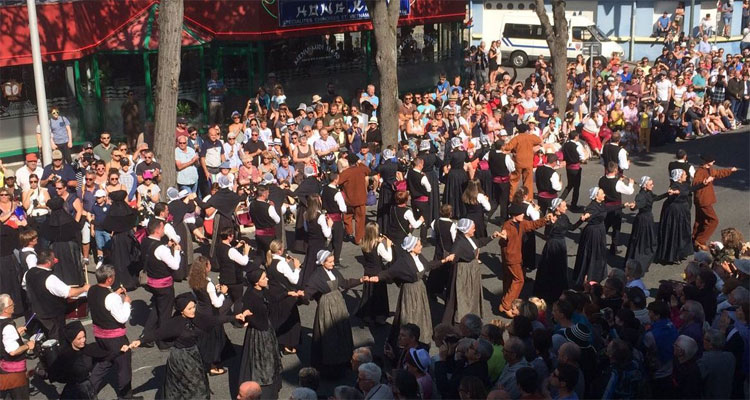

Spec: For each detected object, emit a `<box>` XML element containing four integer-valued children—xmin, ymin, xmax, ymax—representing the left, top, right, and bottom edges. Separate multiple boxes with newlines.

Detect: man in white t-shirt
<box><xmin>15</xmin><ymin>154</ymin><xmax>44</xmax><ymax>192</ymax></box>
<box><xmin>655</xmin><ymin>73</ymin><xmax>673</xmax><ymax>110</ymax></box>
<box><xmin>520</xmin><ymin>89</ymin><xmax>539</xmax><ymax>119</ymax></box>
<box><xmin>315</xmin><ymin>128</ymin><xmax>338</xmax><ymax>174</ymax></box>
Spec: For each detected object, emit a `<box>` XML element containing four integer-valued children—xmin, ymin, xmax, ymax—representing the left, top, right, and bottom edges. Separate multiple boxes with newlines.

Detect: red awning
<box><xmin>0</xmin><ymin>0</ymin><xmax>156</xmax><ymax>67</ymax></box>
<box><xmin>99</xmin><ymin>4</ymin><xmax>210</xmax><ymax>52</ymax></box>
<box><xmin>183</xmin><ymin>0</ymin><xmax>467</xmax><ymax>41</ymax></box>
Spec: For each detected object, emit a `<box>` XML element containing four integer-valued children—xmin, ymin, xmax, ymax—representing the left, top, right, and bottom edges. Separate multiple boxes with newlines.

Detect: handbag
<box><xmin>366</xmin><ymin>190</ymin><xmax>377</xmax><ymax>206</ymax></box>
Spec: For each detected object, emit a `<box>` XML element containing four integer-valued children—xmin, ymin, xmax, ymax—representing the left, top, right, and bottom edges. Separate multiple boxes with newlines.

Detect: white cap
<box><xmin>401</xmin><ymin>235</ymin><xmax>419</xmax><ymax>252</ymax></box>
<box><xmin>95</xmin><ymin>189</ymin><xmax>107</xmax><ymax>198</ymax></box>
<box><xmin>670</xmin><ymin>169</ymin><xmax>685</xmax><ymax>181</ymax></box>
<box><xmin>639</xmin><ymin>176</ymin><xmax>652</xmax><ymax>187</ymax></box>
<box><xmin>304</xmin><ymin>166</ymin><xmax>316</xmax><ymax>177</ymax></box>
<box><xmin>457</xmin><ymin>218</ymin><xmax>474</xmax><ymax>233</ymax></box>
<box><xmin>217</xmin><ymin>175</ymin><xmax>233</xmax><ymax>189</ymax></box>
<box><xmin>588</xmin><ymin>186</ymin><xmax>600</xmax><ymax>200</ymax></box>
<box><xmin>550</xmin><ymin>198</ymin><xmax>563</xmax><ymax>211</ymax></box>
<box><xmin>261</xmin><ymin>172</ymin><xmax>275</xmax><ymax>185</ymax></box>
<box><xmin>316</xmin><ymin>250</ymin><xmax>332</xmax><ymax>265</ymax></box>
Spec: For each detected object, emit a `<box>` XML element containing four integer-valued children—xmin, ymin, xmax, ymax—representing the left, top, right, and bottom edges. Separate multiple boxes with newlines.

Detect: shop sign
<box><xmin>278</xmin><ymin>0</ymin><xmax>410</xmax><ymax>27</ymax></box>
<box><xmin>1</xmin><ymin>80</ymin><xmax>22</xmax><ymax>101</ymax></box>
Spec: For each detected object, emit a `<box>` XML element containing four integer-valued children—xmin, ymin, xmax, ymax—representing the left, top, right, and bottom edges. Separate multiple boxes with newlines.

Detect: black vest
<box><xmin>248</xmin><ymin>200</ymin><xmax>276</xmax><ymax>229</ymax></box>
<box><xmin>598</xmin><ymin>175</ymin><xmax>621</xmax><ymax>203</ymax></box>
<box><xmin>561</xmin><ymin>141</ymin><xmax>582</xmax><ymax>164</ymax></box>
<box><xmin>306</xmin><ymin>213</ymin><xmax>327</xmax><ymax>243</ymax></box>
<box><xmin>0</xmin><ymin>318</ymin><xmax>24</xmax><ymax>363</ymax></box>
<box><xmin>19</xmin><ymin>249</ymin><xmax>35</xmax><ymax>272</ymax></box>
<box><xmin>602</xmin><ymin>143</ymin><xmax>621</xmax><ymax>168</ymax></box>
<box><xmin>26</xmin><ymin>267</ymin><xmax>67</xmax><ymax>318</ymax></box>
<box><xmin>489</xmin><ymin>151</ymin><xmax>510</xmax><ymax>177</ymax></box>
<box><xmin>386</xmin><ymin>206</ymin><xmax>411</xmax><ymax>242</ymax></box>
<box><xmin>407</xmin><ymin>169</ymin><xmax>429</xmax><ymax>198</ymax></box>
<box><xmin>535</xmin><ymin>165</ymin><xmax>557</xmax><ymax>194</ymax></box>
<box><xmin>266</xmin><ymin>258</ymin><xmax>297</xmax><ymax>299</ymax></box>
<box><xmin>668</xmin><ymin>161</ymin><xmax>691</xmax><ymax>181</ymax></box>
<box><xmin>142</xmin><ymin>237</ymin><xmax>172</xmax><ymax>279</ymax></box>
<box><xmin>321</xmin><ymin>186</ymin><xmax>343</xmax><ymax>214</ymax></box>
<box><xmin>88</xmin><ymin>285</ymin><xmax>125</xmax><ymax>330</ymax></box>
<box><xmin>216</xmin><ymin>242</ymin><xmax>244</xmax><ymax>285</ymax></box>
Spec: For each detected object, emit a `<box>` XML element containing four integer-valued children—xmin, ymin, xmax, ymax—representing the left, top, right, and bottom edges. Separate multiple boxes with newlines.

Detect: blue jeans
<box><xmin>94</xmin><ymin>230</ymin><xmax>111</xmax><ymax>250</ymax></box>
<box><xmin>178</xmin><ymin>182</ymin><xmax>198</xmax><ymax>194</ymax></box>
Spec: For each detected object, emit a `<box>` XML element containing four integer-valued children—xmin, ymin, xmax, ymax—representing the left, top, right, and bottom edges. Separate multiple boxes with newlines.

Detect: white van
<box><xmin>479</xmin><ymin>10</ymin><xmax>624</xmax><ymax>67</ymax></box>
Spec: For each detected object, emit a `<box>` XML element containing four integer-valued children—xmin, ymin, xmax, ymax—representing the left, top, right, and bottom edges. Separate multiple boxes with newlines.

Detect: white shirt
<box><xmin>431</xmin><ymin>218</ymin><xmax>458</xmax><ymax>242</ymax></box>
<box><xmin>376</xmin><ymin>243</ymin><xmax>394</xmax><ymax>262</ymax></box>
<box><xmin>496</xmin><ymin>150</ymin><xmax>517</xmax><ymax>173</ymax></box>
<box><xmin>103</xmin><ymin>288</ymin><xmax>131</xmax><ymax>324</ymax></box>
<box><xmin>0</xmin><ymin>317</ymin><xmax>20</xmax><ymax>353</ymax></box>
<box><xmin>550</xmin><ymin>171</ymin><xmax>563</xmax><ymax>192</ymax></box>
<box><xmin>274</xmin><ymin>254</ymin><xmax>301</xmax><ymax>285</ymax></box>
<box><xmin>403</xmin><ymin>209</ymin><xmax>423</xmax><ymax>229</ymax></box>
<box><xmin>676</xmin><ymin>160</ymin><xmax>696</xmax><ymax>178</ymax></box>
<box><xmin>152</xmin><ymin>240</ymin><xmax>182</xmax><ymax>271</ymax></box>
<box><xmin>525</xmin><ymin>202</ymin><xmax>540</xmax><ymax>221</ymax></box>
<box><xmin>15</xmin><ymin>165</ymin><xmax>43</xmax><ymax>192</ymax></box>
<box><xmin>328</xmin><ymin>185</ymin><xmax>348</xmax><ymax>213</ymax></box>
<box><xmin>206</xmin><ymin>277</ymin><xmax>225</xmax><ymax>308</ymax></box>
<box><xmin>613</xmin><ymin>176</ymin><xmax>635</xmax><ymax>195</ymax></box>
<box><xmin>477</xmin><ymin>193</ymin><xmax>491</xmax><ymax>211</ymax></box>
<box><xmin>22</xmin><ymin>266</ymin><xmax>71</xmax><ymax>297</ymax></box>
<box><xmin>466</xmin><ymin>236</ymin><xmax>478</xmax><ymax>251</ymax></box>
<box><xmin>156</xmin><ymin>218</ymin><xmax>180</xmax><ymax>243</ymax></box>
<box><xmin>260</xmin><ymin>200</ymin><xmax>281</xmax><ymax>224</ymax></box>
<box><xmin>324</xmin><ymin>268</ymin><xmax>336</xmax><ymax>281</ymax></box>
<box><xmin>572</xmin><ymin>140</ymin><xmax>586</xmax><ymax>161</ymax></box>
<box><xmin>655</xmin><ymin>79</ymin><xmax>672</xmax><ymax>101</ymax></box>
<box><xmin>228</xmin><ymin>247</ymin><xmax>249</xmax><ymax>266</ymax></box>
<box><xmin>411</xmin><ymin>253</ymin><xmax>425</xmax><ymax>272</ymax></box>
<box><xmin>617</xmin><ymin>148</ymin><xmax>630</xmax><ymax>170</ymax></box>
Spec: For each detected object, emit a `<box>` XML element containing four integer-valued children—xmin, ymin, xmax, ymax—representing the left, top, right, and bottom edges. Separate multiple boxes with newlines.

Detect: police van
<box><xmin>478</xmin><ymin>7</ymin><xmax>624</xmax><ymax>67</ymax></box>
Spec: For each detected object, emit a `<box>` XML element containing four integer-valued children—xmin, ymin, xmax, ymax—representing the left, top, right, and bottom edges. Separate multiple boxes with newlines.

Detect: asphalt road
<box><xmin>27</xmin><ymin>129</ymin><xmax>749</xmax><ymax>400</ymax></box>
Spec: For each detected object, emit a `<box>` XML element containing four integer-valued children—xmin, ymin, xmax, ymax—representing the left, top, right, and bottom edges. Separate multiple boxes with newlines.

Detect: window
<box><xmin>503</xmin><ymin>23</ymin><xmax>545</xmax><ymax>40</ymax></box>
<box><xmin>572</xmin><ymin>27</ymin><xmax>593</xmax><ymax>41</ymax></box>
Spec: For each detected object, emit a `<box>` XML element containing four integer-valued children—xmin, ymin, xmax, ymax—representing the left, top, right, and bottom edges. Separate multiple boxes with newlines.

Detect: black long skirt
<box><xmin>106</xmin><ymin>231</ymin><xmax>140</xmax><ymax>291</ymax></box>
<box><xmin>268</xmin><ymin>296</ymin><xmax>301</xmax><ymax>348</ymax></box>
<box><xmin>534</xmin><ymin>237</ymin><xmax>569</xmax><ymax>304</ymax></box>
<box><xmin>427</xmin><ymin>170</ymin><xmax>440</xmax><ymax>226</ymax></box>
<box><xmin>655</xmin><ymin>203</ymin><xmax>693</xmax><ymax>264</ymax></box>
<box><xmin>476</xmin><ymin>168</ymin><xmax>494</xmax><ymax>206</ymax></box>
<box><xmin>389</xmin><ymin>280</ymin><xmax>432</xmax><ymax>345</ymax></box>
<box><xmin>625</xmin><ymin>211</ymin><xmax>658</xmax><ymax>271</ymax></box>
<box><xmin>443</xmin><ymin>169</ymin><xmax>468</xmax><ymax>217</ymax></box>
<box><xmin>572</xmin><ymin>223</ymin><xmax>607</xmax><ymax>287</ymax></box>
<box><xmin>238</xmin><ymin>325</ymin><xmax>282</xmax><ymax>387</ymax></box>
<box><xmin>300</xmin><ymin>239</ymin><xmax>328</xmax><ymax>286</ymax></box>
<box><xmin>355</xmin><ymin>281</ymin><xmax>389</xmax><ymax>321</ymax></box>
<box><xmin>51</xmin><ymin>241</ymin><xmax>85</xmax><ymax>286</ymax></box>
<box><xmin>311</xmin><ymin>291</ymin><xmax>353</xmax><ymax>368</ymax></box>
<box><xmin>163</xmin><ymin>345</ymin><xmax>209</xmax><ymax>400</ymax></box>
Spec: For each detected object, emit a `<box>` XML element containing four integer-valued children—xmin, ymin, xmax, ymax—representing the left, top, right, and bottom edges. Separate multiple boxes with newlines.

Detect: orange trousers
<box><xmin>509</xmin><ymin>167</ymin><xmax>534</xmax><ymax>201</ymax></box>
<box><xmin>343</xmin><ymin>204</ymin><xmax>367</xmax><ymax>245</ymax></box>
<box><xmin>693</xmin><ymin>204</ymin><xmax>719</xmax><ymax>246</ymax></box>
<box><xmin>501</xmin><ymin>262</ymin><xmax>525</xmax><ymax>310</ymax></box>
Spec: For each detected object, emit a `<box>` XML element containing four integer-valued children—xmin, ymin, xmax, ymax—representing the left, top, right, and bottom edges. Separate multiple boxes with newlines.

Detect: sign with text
<box><xmin>278</xmin><ymin>0</ymin><xmax>410</xmax><ymax>27</ymax></box>
<box><xmin>581</xmin><ymin>42</ymin><xmax>602</xmax><ymax>57</ymax></box>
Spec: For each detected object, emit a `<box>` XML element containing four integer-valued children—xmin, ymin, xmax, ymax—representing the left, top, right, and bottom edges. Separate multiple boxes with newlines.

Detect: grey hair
<box><xmin>682</xmin><ymin>300</ymin><xmax>705</xmax><ymax>324</ymax></box>
<box><xmin>333</xmin><ymin>385</ymin><xmax>363</xmax><ymax>400</ymax></box>
<box><xmin>504</xmin><ymin>336</ymin><xmax>525</xmax><ymax>358</ymax></box>
<box><xmin>461</xmin><ymin>313</ymin><xmax>483</xmax><ymax>337</ymax></box>
<box><xmin>607</xmin><ymin>268</ymin><xmax>626</xmax><ymax>285</ymax></box>
<box><xmin>558</xmin><ymin>342</ymin><xmax>581</xmax><ymax>363</ymax></box>
<box><xmin>704</xmin><ymin>328</ymin><xmax>725</xmax><ymax>350</ymax></box>
<box><xmin>0</xmin><ymin>294</ymin><xmax>11</xmax><ymax>311</ymax></box>
<box><xmin>352</xmin><ymin>347</ymin><xmax>373</xmax><ymax>364</ymax></box>
<box><xmin>358</xmin><ymin>362</ymin><xmax>381</xmax><ymax>383</ymax></box>
<box><xmin>730</xmin><ymin>286</ymin><xmax>749</xmax><ymax>305</ymax></box>
<box><xmin>675</xmin><ymin>335</ymin><xmax>698</xmax><ymax>360</ymax></box>
<box><xmin>625</xmin><ymin>259</ymin><xmax>644</xmax><ymax>279</ymax></box>
<box><xmin>290</xmin><ymin>387</ymin><xmax>318</xmax><ymax>400</ymax></box>
<box><xmin>684</xmin><ymin>261</ymin><xmax>701</xmax><ymax>279</ymax></box>
<box><xmin>476</xmin><ymin>338</ymin><xmax>494</xmax><ymax>362</ymax></box>
<box><xmin>95</xmin><ymin>264</ymin><xmax>116</xmax><ymax>284</ymax></box>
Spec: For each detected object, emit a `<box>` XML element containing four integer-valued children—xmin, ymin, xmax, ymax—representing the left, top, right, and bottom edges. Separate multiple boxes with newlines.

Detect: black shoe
<box><xmin>344</xmin><ymin>234</ymin><xmax>355</xmax><ymax>242</ymax></box>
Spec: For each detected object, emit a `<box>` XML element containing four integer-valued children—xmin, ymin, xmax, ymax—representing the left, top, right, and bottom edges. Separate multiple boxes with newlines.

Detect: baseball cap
<box><xmin>25</xmin><ymin>153</ymin><xmax>38</xmax><ymax>162</ymax></box>
<box><xmin>142</xmin><ymin>170</ymin><xmax>154</xmax><ymax>180</ymax></box>
<box><xmin>95</xmin><ymin>189</ymin><xmax>107</xmax><ymax>198</ymax></box>
<box><xmin>83</xmin><ymin>142</ymin><xmax>93</xmax><ymax>149</ymax></box>
<box><xmin>52</xmin><ymin>150</ymin><xmax>63</xmax><ymax>160</ymax></box>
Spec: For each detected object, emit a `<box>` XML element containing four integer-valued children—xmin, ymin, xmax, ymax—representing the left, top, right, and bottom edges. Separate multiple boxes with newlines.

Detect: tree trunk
<box><xmin>366</xmin><ymin>0</ymin><xmax>400</xmax><ymax>148</ymax></box>
<box><xmin>153</xmin><ymin>0</ymin><xmax>183</xmax><ymax>192</ymax></box>
<box><xmin>534</xmin><ymin>0</ymin><xmax>569</xmax><ymax>114</ymax></box>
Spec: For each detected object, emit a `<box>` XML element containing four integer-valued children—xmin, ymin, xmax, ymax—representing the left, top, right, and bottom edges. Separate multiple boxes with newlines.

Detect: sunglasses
<box><xmin>55</xmin><ymin>187</ymin><xmax>65</xmax><ymax>191</ymax></box>
<box><xmin>178</xmin><ymin>141</ymin><xmax>187</xmax><ymax>144</ymax></box>
<box><xmin>29</xmin><ymin>180</ymin><xmax>38</xmax><ymax>184</ymax></box>
<box><xmin>0</xmin><ymin>194</ymin><xmax>9</xmax><ymax>197</ymax></box>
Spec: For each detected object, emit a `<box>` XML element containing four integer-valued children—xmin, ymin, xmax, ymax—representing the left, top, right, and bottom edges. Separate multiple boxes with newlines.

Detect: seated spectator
<box><xmin>672</xmin><ymin>335</ymin><xmax>703</xmax><ymax>398</ymax></box>
<box><xmin>496</xmin><ymin>336</ymin><xmax>531</xmax><ymax>399</ymax></box>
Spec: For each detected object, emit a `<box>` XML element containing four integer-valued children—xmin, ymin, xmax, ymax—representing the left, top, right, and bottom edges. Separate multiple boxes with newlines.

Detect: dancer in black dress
<box><xmin>356</xmin><ymin>222</ymin><xmax>392</xmax><ymax>325</ymax></box>
<box><xmin>300</xmin><ymin>194</ymin><xmax>332</xmax><ymax>286</ymax></box>
<box><xmin>488</xmin><ymin>138</ymin><xmax>515</xmax><ymax>222</ymax></box>
<box><xmin>376</xmin><ymin>149</ymin><xmax>399</xmax><ymax>233</ymax></box>
<box><xmin>385</xmin><ymin>191</ymin><xmax>424</xmax><ymax>252</ymax></box>
<box><xmin>188</xmin><ymin>256</ymin><xmax>235</xmax><ymax>376</ymax></box>
<box><xmin>534</xmin><ymin>198</ymin><xmax>585</xmax><ymax>304</ymax></box>
<box><xmin>237</xmin><ymin>269</ymin><xmax>283</xmax><ymax>399</ymax></box>
<box><xmin>292</xmin><ymin>166</ymin><xmax>322</xmax><ymax>253</ymax></box>
<box><xmin>101</xmin><ymin>190</ymin><xmax>140</xmax><ymax>291</ymax></box>
<box><xmin>368</xmin><ymin>236</ymin><xmax>455</xmax><ymax>345</ymax></box>
<box><xmin>41</xmin><ymin>197</ymin><xmax>84</xmax><ymax>286</ymax></box>
<box><xmin>303</xmin><ymin>250</ymin><xmax>364</xmax><ymax>377</ymax></box>
<box><xmin>265</xmin><ymin>240</ymin><xmax>304</xmax><ymax>354</ymax></box>
<box><xmin>443</xmin><ymin>137</ymin><xmax>469</xmax><ymax>217</ymax></box>
<box><xmin>512</xmin><ymin>187</ymin><xmax>541</xmax><ymax>272</ymax></box>
<box><xmin>426</xmin><ymin>204</ymin><xmax>457</xmax><ymax>297</ymax></box>
<box><xmin>625</xmin><ymin>176</ymin><xmax>673</xmax><ymax>271</ymax></box>
<box><xmin>461</xmin><ymin>179</ymin><xmax>491</xmax><ymax>239</ymax></box>
<box><xmin>655</xmin><ymin>169</ymin><xmax>713</xmax><ymax>264</ymax></box>
<box><xmin>418</xmin><ymin>140</ymin><xmax>442</xmax><ymax>231</ymax></box>
<box><xmin>572</xmin><ymin>187</ymin><xmax>634</xmax><ymax>287</ymax></box>
<box><xmin>474</xmin><ymin>136</ymin><xmax>494</xmax><ymax>203</ymax></box>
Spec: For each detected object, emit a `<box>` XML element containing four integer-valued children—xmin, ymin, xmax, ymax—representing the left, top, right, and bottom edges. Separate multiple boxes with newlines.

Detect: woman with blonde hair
<box><xmin>188</xmin><ymin>255</ymin><xmax>235</xmax><ymax>376</ymax></box>
<box><xmin>356</xmin><ymin>222</ymin><xmax>393</xmax><ymax>325</ymax></box>
<box><xmin>265</xmin><ymin>239</ymin><xmax>304</xmax><ymax>354</ymax></box>
<box><xmin>461</xmin><ymin>179</ymin><xmax>490</xmax><ymax>238</ymax></box>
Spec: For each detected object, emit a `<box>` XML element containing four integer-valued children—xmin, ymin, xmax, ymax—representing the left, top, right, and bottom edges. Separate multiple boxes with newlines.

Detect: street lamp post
<box><xmin>26</xmin><ymin>0</ymin><xmax>52</xmax><ymax>166</ymax></box>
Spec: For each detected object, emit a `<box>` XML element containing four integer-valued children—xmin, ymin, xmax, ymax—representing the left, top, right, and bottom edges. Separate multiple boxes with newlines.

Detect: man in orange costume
<box><xmin>498</xmin><ymin>203</ymin><xmax>551</xmax><ymax>316</ymax></box>
<box><xmin>504</xmin><ymin>123</ymin><xmax>542</xmax><ymax>201</ymax></box>
<box><xmin>692</xmin><ymin>153</ymin><xmax>737</xmax><ymax>250</ymax></box>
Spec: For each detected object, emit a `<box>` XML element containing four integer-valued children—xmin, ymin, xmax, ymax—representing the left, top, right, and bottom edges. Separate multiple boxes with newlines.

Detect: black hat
<box><xmin>700</xmin><ymin>153</ymin><xmax>715</xmax><ymax>163</ymax></box>
<box><xmin>174</xmin><ymin>292</ymin><xmax>195</xmax><ymax>313</ymax></box>
<box><xmin>63</xmin><ymin>320</ymin><xmax>85</xmax><ymax>344</ymax></box>
<box><xmin>563</xmin><ymin>323</ymin><xmax>592</xmax><ymax>348</ymax></box>
<box><xmin>508</xmin><ymin>203</ymin><xmax>526</xmax><ymax>217</ymax></box>
<box><xmin>246</xmin><ymin>267</ymin><xmax>265</xmax><ymax>285</ymax></box>
<box><xmin>46</xmin><ymin>197</ymin><xmax>75</xmax><ymax>228</ymax></box>
<box><xmin>101</xmin><ymin>190</ymin><xmax>137</xmax><ymax>233</ymax></box>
